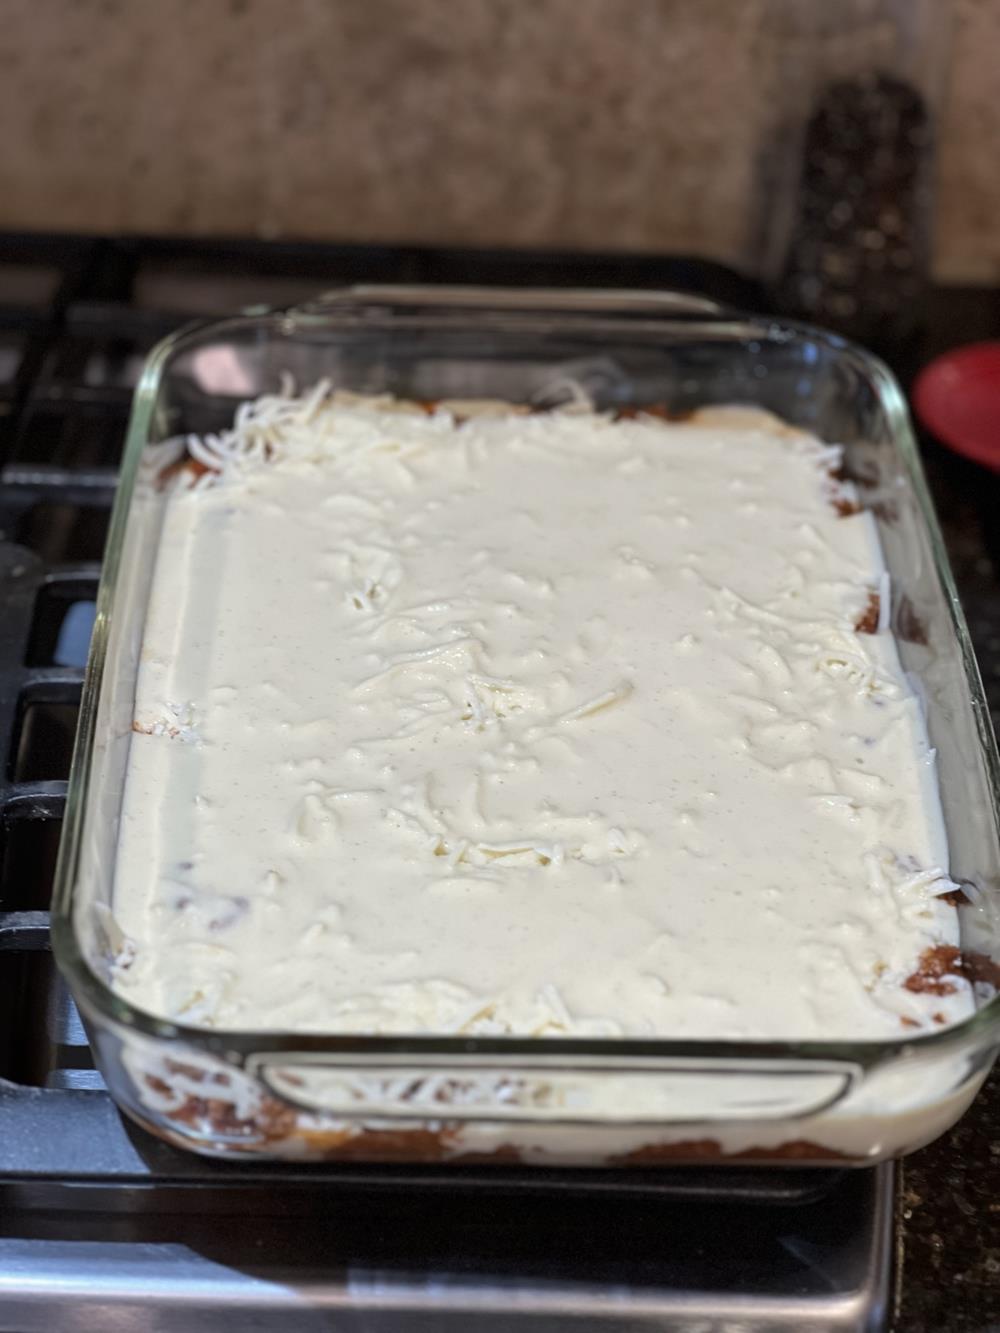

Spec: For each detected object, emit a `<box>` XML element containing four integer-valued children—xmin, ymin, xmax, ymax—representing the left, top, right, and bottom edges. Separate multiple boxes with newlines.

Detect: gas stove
<box><xmin>0</xmin><ymin>232</ymin><xmax>996</xmax><ymax>1332</ymax></box>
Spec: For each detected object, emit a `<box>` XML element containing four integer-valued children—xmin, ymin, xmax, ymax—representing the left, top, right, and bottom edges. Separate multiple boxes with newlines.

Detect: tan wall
<box><xmin>1</xmin><ymin>0</ymin><xmax>997</xmax><ymax>282</ymax></box>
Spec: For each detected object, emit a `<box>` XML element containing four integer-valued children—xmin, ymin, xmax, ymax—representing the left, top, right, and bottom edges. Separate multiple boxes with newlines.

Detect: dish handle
<box><xmin>245</xmin><ymin>1054</ymin><xmax>860</xmax><ymax>1125</ymax></box>
<box><xmin>284</xmin><ymin>284</ymin><xmax>729</xmax><ymax>320</ymax></box>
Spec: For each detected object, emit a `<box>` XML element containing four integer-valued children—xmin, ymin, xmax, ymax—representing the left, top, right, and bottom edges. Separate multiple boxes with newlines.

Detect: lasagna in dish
<box><xmin>110</xmin><ymin>387</ymin><xmax>974</xmax><ymax>1041</ymax></box>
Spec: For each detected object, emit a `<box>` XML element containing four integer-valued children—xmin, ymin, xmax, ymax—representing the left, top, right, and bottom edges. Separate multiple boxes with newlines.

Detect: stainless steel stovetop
<box><xmin>0</xmin><ymin>234</ymin><xmax>896</xmax><ymax>1331</ymax></box>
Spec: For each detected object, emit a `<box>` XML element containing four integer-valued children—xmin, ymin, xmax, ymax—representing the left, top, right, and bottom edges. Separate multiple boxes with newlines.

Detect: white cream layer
<box><xmin>111</xmin><ymin>391</ymin><xmax>973</xmax><ymax>1039</ymax></box>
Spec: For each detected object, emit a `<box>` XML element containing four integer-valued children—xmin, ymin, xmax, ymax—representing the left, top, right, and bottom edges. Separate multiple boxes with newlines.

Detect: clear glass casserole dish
<box><xmin>51</xmin><ymin>286</ymin><xmax>1000</xmax><ymax>1166</ymax></box>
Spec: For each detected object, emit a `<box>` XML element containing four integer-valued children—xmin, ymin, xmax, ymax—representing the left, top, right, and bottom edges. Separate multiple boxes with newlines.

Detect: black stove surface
<box><xmin>0</xmin><ymin>232</ymin><xmax>996</xmax><ymax>1332</ymax></box>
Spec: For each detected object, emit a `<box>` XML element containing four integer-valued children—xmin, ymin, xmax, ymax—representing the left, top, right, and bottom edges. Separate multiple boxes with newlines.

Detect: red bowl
<box><xmin>913</xmin><ymin>342</ymin><xmax>1000</xmax><ymax>472</ymax></box>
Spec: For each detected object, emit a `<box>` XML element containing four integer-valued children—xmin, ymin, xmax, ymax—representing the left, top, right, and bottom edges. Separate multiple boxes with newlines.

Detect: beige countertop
<box><xmin>0</xmin><ymin>0</ymin><xmax>997</xmax><ymax>283</ymax></box>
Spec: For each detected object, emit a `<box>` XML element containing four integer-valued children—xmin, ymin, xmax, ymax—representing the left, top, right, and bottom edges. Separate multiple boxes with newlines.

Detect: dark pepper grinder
<box><xmin>753</xmin><ymin>0</ymin><xmax>951</xmax><ymax>351</ymax></box>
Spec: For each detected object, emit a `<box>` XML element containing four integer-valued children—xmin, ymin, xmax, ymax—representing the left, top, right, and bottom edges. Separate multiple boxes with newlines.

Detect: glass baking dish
<box><xmin>51</xmin><ymin>286</ymin><xmax>1000</xmax><ymax>1166</ymax></box>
